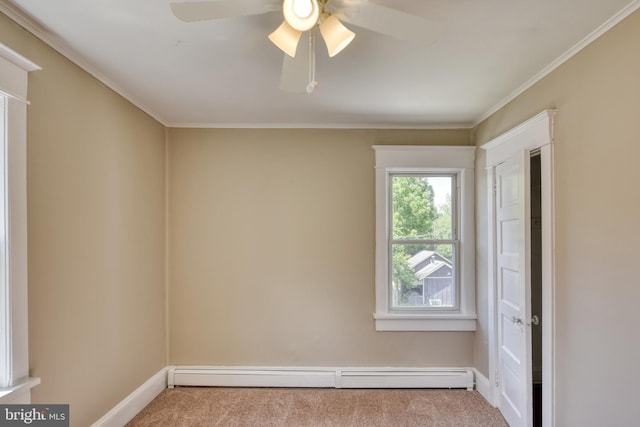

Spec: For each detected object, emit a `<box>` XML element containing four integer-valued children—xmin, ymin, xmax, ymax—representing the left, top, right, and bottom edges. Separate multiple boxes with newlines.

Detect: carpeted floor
<box><xmin>127</xmin><ymin>387</ymin><xmax>508</xmax><ymax>426</ymax></box>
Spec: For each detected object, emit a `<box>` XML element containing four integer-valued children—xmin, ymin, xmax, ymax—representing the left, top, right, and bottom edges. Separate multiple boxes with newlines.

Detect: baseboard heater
<box><xmin>168</xmin><ymin>367</ymin><xmax>474</xmax><ymax>391</ymax></box>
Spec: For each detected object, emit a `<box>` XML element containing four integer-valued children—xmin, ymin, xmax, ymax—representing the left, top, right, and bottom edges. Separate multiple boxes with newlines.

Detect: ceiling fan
<box><xmin>170</xmin><ymin>0</ymin><xmax>439</xmax><ymax>92</ymax></box>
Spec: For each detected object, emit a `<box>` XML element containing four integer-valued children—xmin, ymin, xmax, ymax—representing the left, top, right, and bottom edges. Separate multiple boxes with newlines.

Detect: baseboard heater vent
<box><xmin>168</xmin><ymin>367</ymin><xmax>474</xmax><ymax>390</ymax></box>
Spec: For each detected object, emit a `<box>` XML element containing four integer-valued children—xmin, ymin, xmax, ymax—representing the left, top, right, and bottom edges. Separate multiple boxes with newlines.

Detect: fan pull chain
<box><xmin>306</xmin><ymin>29</ymin><xmax>318</xmax><ymax>93</ymax></box>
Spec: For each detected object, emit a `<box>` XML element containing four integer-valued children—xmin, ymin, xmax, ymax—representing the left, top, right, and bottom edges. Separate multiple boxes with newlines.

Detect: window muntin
<box><xmin>389</xmin><ymin>174</ymin><xmax>458</xmax><ymax>311</ymax></box>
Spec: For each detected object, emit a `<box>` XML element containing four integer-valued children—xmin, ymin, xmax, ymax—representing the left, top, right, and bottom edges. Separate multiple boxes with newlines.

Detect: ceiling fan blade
<box><xmin>170</xmin><ymin>0</ymin><xmax>281</xmax><ymax>22</ymax></box>
<box><xmin>333</xmin><ymin>1</ymin><xmax>439</xmax><ymax>45</ymax></box>
<box><xmin>279</xmin><ymin>32</ymin><xmax>311</xmax><ymax>93</ymax></box>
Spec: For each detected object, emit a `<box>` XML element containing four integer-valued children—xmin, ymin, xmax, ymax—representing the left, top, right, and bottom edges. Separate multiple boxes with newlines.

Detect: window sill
<box><xmin>0</xmin><ymin>377</ymin><xmax>41</xmax><ymax>404</ymax></box>
<box><xmin>373</xmin><ymin>314</ymin><xmax>477</xmax><ymax>331</ymax></box>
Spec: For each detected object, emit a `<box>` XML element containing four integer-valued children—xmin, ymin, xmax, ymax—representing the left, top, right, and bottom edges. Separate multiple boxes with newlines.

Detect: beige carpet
<box><xmin>127</xmin><ymin>387</ymin><xmax>508</xmax><ymax>426</ymax></box>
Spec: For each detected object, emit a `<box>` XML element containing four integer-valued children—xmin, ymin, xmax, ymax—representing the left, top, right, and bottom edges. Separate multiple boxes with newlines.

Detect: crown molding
<box><xmin>473</xmin><ymin>0</ymin><xmax>640</xmax><ymax>128</ymax></box>
<box><xmin>0</xmin><ymin>0</ymin><xmax>169</xmax><ymax>126</ymax></box>
<box><xmin>166</xmin><ymin>121</ymin><xmax>474</xmax><ymax>130</ymax></box>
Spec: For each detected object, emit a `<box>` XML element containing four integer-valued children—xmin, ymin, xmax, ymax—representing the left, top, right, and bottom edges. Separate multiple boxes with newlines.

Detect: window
<box><xmin>0</xmin><ymin>44</ymin><xmax>40</xmax><ymax>403</ymax></box>
<box><xmin>373</xmin><ymin>146</ymin><xmax>476</xmax><ymax>331</ymax></box>
<box><xmin>390</xmin><ymin>174</ymin><xmax>457</xmax><ymax>309</ymax></box>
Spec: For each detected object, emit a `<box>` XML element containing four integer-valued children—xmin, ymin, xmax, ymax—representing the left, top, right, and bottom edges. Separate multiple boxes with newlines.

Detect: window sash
<box><xmin>389</xmin><ymin>173</ymin><xmax>457</xmax><ymax>241</ymax></box>
<box><xmin>389</xmin><ymin>242</ymin><xmax>459</xmax><ymax>311</ymax></box>
<box><xmin>387</xmin><ymin>172</ymin><xmax>459</xmax><ymax>312</ymax></box>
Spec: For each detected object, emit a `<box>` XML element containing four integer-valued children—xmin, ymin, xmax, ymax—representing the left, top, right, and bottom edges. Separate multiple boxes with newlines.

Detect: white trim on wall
<box><xmin>0</xmin><ymin>377</ymin><xmax>40</xmax><ymax>404</ymax></box>
<box><xmin>482</xmin><ymin>110</ymin><xmax>556</xmax><ymax>167</ymax></box>
<box><xmin>372</xmin><ymin>146</ymin><xmax>477</xmax><ymax>331</ymax></box>
<box><xmin>0</xmin><ymin>43</ymin><xmax>40</xmax><ymax>403</ymax></box>
<box><xmin>91</xmin><ymin>368</ymin><xmax>168</xmax><ymax>427</ymax></box>
<box><xmin>472</xmin><ymin>368</ymin><xmax>492</xmax><ymax>405</ymax></box>
<box><xmin>482</xmin><ymin>109</ymin><xmax>557</xmax><ymax>427</ymax></box>
<box><xmin>540</xmin><ymin>143</ymin><xmax>556</xmax><ymax>427</ymax></box>
<box><xmin>165</xmin><ymin>122</ymin><xmax>473</xmax><ymax>130</ymax></box>
<box><xmin>168</xmin><ymin>366</ymin><xmax>475</xmax><ymax>391</ymax></box>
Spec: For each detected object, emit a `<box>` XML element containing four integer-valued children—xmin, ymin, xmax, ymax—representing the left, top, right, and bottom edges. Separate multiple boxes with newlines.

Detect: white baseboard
<box><xmin>92</xmin><ymin>367</ymin><xmax>168</xmax><ymax>427</ymax></box>
<box><xmin>169</xmin><ymin>366</ymin><xmax>475</xmax><ymax>390</ymax></box>
<box><xmin>472</xmin><ymin>368</ymin><xmax>493</xmax><ymax>406</ymax></box>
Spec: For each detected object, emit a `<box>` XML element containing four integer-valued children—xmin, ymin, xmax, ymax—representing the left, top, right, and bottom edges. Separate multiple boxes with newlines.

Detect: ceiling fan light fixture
<box><xmin>269</xmin><ymin>20</ymin><xmax>302</xmax><ymax>57</ymax></box>
<box><xmin>319</xmin><ymin>15</ymin><xmax>355</xmax><ymax>57</ymax></box>
<box><xmin>292</xmin><ymin>0</ymin><xmax>313</xmax><ymax>18</ymax></box>
<box><xmin>283</xmin><ymin>0</ymin><xmax>320</xmax><ymax>32</ymax></box>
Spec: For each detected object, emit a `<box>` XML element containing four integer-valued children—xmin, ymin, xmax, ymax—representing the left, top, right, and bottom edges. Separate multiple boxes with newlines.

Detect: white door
<box><xmin>495</xmin><ymin>152</ymin><xmax>532</xmax><ymax>427</ymax></box>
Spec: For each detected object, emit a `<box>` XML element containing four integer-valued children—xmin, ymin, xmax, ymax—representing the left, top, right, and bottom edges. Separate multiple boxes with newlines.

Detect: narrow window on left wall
<box><xmin>0</xmin><ymin>44</ymin><xmax>40</xmax><ymax>404</ymax></box>
<box><xmin>0</xmin><ymin>93</ymin><xmax>8</xmax><ymax>387</ymax></box>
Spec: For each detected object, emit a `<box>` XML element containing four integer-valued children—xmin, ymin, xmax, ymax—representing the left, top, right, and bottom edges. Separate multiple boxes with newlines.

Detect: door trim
<box><xmin>482</xmin><ymin>110</ymin><xmax>556</xmax><ymax>427</ymax></box>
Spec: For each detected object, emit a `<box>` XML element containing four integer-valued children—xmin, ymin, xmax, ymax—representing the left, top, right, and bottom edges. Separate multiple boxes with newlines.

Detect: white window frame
<box><xmin>373</xmin><ymin>146</ymin><xmax>476</xmax><ymax>331</ymax></box>
<box><xmin>0</xmin><ymin>43</ymin><xmax>40</xmax><ymax>403</ymax></box>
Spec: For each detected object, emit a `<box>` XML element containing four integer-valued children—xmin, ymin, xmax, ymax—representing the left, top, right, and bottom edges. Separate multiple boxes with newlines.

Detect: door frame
<box><xmin>482</xmin><ymin>110</ymin><xmax>556</xmax><ymax>427</ymax></box>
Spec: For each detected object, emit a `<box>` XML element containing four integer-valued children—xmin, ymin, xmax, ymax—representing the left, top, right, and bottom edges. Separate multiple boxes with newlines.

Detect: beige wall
<box><xmin>1</xmin><ymin>14</ymin><xmax>167</xmax><ymax>427</ymax></box>
<box><xmin>168</xmin><ymin>128</ymin><xmax>475</xmax><ymax>367</ymax></box>
<box><xmin>473</xmin><ymin>9</ymin><xmax>640</xmax><ymax>426</ymax></box>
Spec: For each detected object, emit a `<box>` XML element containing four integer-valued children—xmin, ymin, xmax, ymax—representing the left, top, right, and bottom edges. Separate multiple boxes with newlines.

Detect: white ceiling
<box><xmin>1</xmin><ymin>0</ymin><xmax>638</xmax><ymax>128</ymax></box>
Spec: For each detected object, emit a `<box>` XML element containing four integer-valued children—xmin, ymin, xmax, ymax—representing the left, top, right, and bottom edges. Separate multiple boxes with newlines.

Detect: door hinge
<box><xmin>495</xmin><ymin>369</ymin><xmax>500</xmax><ymax>387</ymax></box>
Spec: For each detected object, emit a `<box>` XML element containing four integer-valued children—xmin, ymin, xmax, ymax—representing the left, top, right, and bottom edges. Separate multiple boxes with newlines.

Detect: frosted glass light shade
<box><xmin>319</xmin><ymin>15</ymin><xmax>355</xmax><ymax>57</ymax></box>
<box><xmin>269</xmin><ymin>21</ymin><xmax>303</xmax><ymax>57</ymax></box>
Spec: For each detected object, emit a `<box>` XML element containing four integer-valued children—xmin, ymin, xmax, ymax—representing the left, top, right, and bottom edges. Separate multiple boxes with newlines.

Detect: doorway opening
<box><xmin>531</xmin><ymin>152</ymin><xmax>542</xmax><ymax>427</ymax></box>
<box><xmin>482</xmin><ymin>110</ymin><xmax>556</xmax><ymax>427</ymax></box>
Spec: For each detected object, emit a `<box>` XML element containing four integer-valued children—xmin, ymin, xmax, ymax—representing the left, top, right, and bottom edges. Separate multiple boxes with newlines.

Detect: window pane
<box><xmin>392</xmin><ymin>175</ymin><xmax>453</xmax><ymax>240</ymax></box>
<box><xmin>391</xmin><ymin>244</ymin><xmax>455</xmax><ymax>308</ymax></box>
